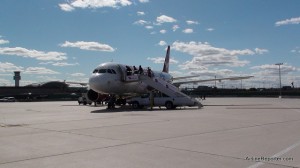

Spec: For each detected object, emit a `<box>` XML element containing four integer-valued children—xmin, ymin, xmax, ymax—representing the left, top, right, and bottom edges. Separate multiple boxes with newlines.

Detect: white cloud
<box><xmin>186</xmin><ymin>20</ymin><xmax>199</xmax><ymax>25</ymax></box>
<box><xmin>134</xmin><ymin>20</ymin><xmax>153</xmax><ymax>29</ymax></box>
<box><xmin>160</xmin><ymin>29</ymin><xmax>167</xmax><ymax>34</ymax></box>
<box><xmin>254</xmin><ymin>48</ymin><xmax>269</xmax><ymax>54</ymax></box>
<box><xmin>251</xmin><ymin>64</ymin><xmax>297</xmax><ymax>75</ymax></box>
<box><xmin>36</xmin><ymin>75</ymin><xmax>61</xmax><ymax>82</ymax></box>
<box><xmin>0</xmin><ymin>39</ymin><xmax>9</xmax><ymax>45</ymax></box>
<box><xmin>147</xmin><ymin>57</ymin><xmax>178</xmax><ymax>64</ymax></box>
<box><xmin>0</xmin><ymin>62</ymin><xmax>23</xmax><ymax>72</ymax></box>
<box><xmin>206</xmin><ymin>28</ymin><xmax>215</xmax><ymax>32</ymax></box>
<box><xmin>172</xmin><ymin>41</ymin><xmax>255</xmax><ymax>57</ymax></box>
<box><xmin>59</xmin><ymin>3</ymin><xmax>75</xmax><ymax>12</ymax></box>
<box><xmin>182</xmin><ymin>28</ymin><xmax>193</xmax><ymax>34</ymax></box>
<box><xmin>158</xmin><ymin>41</ymin><xmax>167</xmax><ymax>46</ymax></box>
<box><xmin>178</xmin><ymin>60</ymin><xmax>208</xmax><ymax>71</ymax></box>
<box><xmin>189</xmin><ymin>69</ymin><xmax>234</xmax><ymax>77</ymax></box>
<box><xmin>169</xmin><ymin>70</ymin><xmax>184</xmax><ymax>78</ymax></box>
<box><xmin>172</xmin><ymin>41</ymin><xmax>255</xmax><ymax>69</ymax></box>
<box><xmin>60</xmin><ymin>41</ymin><xmax>115</xmax><ymax>52</ymax></box>
<box><xmin>70</xmin><ymin>73</ymin><xmax>86</xmax><ymax>77</ymax></box>
<box><xmin>137</xmin><ymin>11</ymin><xmax>145</xmax><ymax>16</ymax></box>
<box><xmin>275</xmin><ymin>17</ymin><xmax>300</xmax><ymax>26</ymax></box>
<box><xmin>24</xmin><ymin>67</ymin><xmax>60</xmax><ymax>75</ymax></box>
<box><xmin>172</xmin><ymin>25</ymin><xmax>180</xmax><ymax>32</ymax></box>
<box><xmin>0</xmin><ymin>47</ymin><xmax>67</xmax><ymax>61</ymax></box>
<box><xmin>0</xmin><ymin>78</ymin><xmax>11</xmax><ymax>86</ymax></box>
<box><xmin>291</xmin><ymin>47</ymin><xmax>300</xmax><ymax>54</ymax></box>
<box><xmin>0</xmin><ymin>74</ymin><xmax>11</xmax><ymax>76</ymax></box>
<box><xmin>182</xmin><ymin>55</ymin><xmax>249</xmax><ymax>69</ymax></box>
<box><xmin>59</xmin><ymin>0</ymin><xmax>132</xmax><ymax>11</ymax></box>
<box><xmin>39</xmin><ymin>61</ymin><xmax>54</xmax><ymax>65</ymax></box>
<box><xmin>134</xmin><ymin>20</ymin><xmax>150</xmax><ymax>25</ymax></box>
<box><xmin>145</xmin><ymin>25</ymin><xmax>153</xmax><ymax>29</ymax></box>
<box><xmin>52</xmin><ymin>62</ymin><xmax>79</xmax><ymax>67</ymax></box>
<box><xmin>249</xmin><ymin>71</ymin><xmax>300</xmax><ymax>88</ymax></box>
<box><xmin>156</xmin><ymin>15</ymin><xmax>177</xmax><ymax>24</ymax></box>
<box><xmin>139</xmin><ymin>0</ymin><xmax>149</xmax><ymax>3</ymax></box>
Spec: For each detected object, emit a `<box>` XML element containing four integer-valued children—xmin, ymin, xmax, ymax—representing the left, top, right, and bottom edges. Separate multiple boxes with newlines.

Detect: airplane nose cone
<box><xmin>88</xmin><ymin>74</ymin><xmax>101</xmax><ymax>91</ymax></box>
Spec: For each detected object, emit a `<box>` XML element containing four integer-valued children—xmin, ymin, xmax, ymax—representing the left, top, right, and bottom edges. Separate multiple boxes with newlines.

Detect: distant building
<box><xmin>13</xmin><ymin>71</ymin><xmax>21</xmax><ymax>87</ymax></box>
<box><xmin>25</xmin><ymin>81</ymin><xmax>68</xmax><ymax>89</ymax></box>
<box><xmin>0</xmin><ymin>81</ymin><xmax>87</xmax><ymax>100</ymax></box>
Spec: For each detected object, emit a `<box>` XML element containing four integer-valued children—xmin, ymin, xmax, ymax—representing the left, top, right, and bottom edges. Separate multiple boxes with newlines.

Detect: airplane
<box><xmin>85</xmin><ymin>46</ymin><xmax>254</xmax><ymax>102</ymax></box>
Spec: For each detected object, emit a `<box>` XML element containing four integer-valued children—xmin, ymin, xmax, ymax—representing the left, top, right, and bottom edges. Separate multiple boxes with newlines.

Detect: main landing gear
<box><xmin>106</xmin><ymin>95</ymin><xmax>127</xmax><ymax>109</ymax></box>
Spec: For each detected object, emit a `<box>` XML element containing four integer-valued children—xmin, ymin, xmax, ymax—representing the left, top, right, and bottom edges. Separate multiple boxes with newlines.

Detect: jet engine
<box><xmin>87</xmin><ymin>89</ymin><xmax>102</xmax><ymax>101</ymax></box>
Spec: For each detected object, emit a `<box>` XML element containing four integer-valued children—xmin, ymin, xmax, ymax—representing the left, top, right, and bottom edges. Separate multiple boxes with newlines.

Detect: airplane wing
<box><xmin>172</xmin><ymin>75</ymin><xmax>202</xmax><ymax>80</ymax></box>
<box><xmin>173</xmin><ymin>76</ymin><xmax>254</xmax><ymax>86</ymax></box>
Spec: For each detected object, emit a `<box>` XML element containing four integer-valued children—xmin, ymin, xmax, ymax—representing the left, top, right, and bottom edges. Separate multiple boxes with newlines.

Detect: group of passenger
<box><xmin>126</xmin><ymin>65</ymin><xmax>153</xmax><ymax>78</ymax></box>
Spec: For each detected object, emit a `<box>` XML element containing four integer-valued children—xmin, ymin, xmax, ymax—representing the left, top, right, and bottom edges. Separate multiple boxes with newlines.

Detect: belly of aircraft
<box><xmin>92</xmin><ymin>81</ymin><xmax>147</xmax><ymax>95</ymax></box>
<box><xmin>115</xmin><ymin>82</ymin><xmax>147</xmax><ymax>94</ymax></box>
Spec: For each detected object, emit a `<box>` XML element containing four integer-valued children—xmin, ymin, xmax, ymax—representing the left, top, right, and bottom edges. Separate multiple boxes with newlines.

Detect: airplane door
<box><xmin>117</xmin><ymin>65</ymin><xmax>126</xmax><ymax>81</ymax></box>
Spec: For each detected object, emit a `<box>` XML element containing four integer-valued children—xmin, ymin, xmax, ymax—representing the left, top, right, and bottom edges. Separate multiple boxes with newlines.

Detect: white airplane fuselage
<box><xmin>88</xmin><ymin>62</ymin><xmax>172</xmax><ymax>95</ymax></box>
<box><xmin>87</xmin><ymin>45</ymin><xmax>253</xmax><ymax>97</ymax></box>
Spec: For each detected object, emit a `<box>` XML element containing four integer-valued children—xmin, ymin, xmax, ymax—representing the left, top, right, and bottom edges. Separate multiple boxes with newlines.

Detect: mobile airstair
<box><xmin>139</xmin><ymin>75</ymin><xmax>203</xmax><ymax>108</ymax></box>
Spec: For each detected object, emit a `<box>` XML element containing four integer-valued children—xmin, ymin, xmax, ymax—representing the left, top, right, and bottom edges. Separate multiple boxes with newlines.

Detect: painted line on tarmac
<box><xmin>227</xmin><ymin>107</ymin><xmax>300</xmax><ymax>109</ymax></box>
<box><xmin>247</xmin><ymin>140</ymin><xmax>300</xmax><ymax>168</ymax></box>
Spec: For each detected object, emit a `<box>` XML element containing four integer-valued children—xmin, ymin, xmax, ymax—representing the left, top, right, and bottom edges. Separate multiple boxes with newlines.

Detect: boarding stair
<box><xmin>139</xmin><ymin>75</ymin><xmax>203</xmax><ymax>108</ymax></box>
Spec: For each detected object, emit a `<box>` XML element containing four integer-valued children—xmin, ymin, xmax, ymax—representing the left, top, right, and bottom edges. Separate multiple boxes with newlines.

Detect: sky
<box><xmin>1</xmin><ymin>0</ymin><xmax>300</xmax><ymax>88</ymax></box>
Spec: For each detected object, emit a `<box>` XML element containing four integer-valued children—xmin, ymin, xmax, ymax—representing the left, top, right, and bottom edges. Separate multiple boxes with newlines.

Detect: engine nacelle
<box><xmin>87</xmin><ymin>89</ymin><xmax>108</xmax><ymax>102</ymax></box>
<box><xmin>87</xmin><ymin>89</ymin><xmax>100</xmax><ymax>101</ymax></box>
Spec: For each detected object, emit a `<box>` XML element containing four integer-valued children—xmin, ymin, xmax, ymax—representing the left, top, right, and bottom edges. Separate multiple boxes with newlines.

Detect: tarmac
<box><xmin>0</xmin><ymin>97</ymin><xmax>300</xmax><ymax>168</ymax></box>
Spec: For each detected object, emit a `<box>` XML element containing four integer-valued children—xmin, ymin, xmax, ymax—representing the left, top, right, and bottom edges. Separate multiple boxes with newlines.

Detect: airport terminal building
<box><xmin>0</xmin><ymin>81</ymin><xmax>86</xmax><ymax>101</ymax></box>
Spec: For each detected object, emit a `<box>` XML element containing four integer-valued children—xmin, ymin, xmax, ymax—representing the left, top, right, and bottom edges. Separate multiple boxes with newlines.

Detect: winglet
<box><xmin>162</xmin><ymin>45</ymin><xmax>170</xmax><ymax>73</ymax></box>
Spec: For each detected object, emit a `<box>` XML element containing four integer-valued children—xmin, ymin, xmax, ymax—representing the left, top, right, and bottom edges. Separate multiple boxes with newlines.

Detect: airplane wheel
<box><xmin>165</xmin><ymin>101</ymin><xmax>173</xmax><ymax>109</ymax></box>
<box><xmin>132</xmin><ymin>102</ymin><xmax>140</xmax><ymax>109</ymax></box>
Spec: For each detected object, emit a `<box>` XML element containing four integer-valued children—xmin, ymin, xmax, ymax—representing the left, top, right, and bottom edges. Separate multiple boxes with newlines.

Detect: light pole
<box><xmin>240</xmin><ymin>79</ymin><xmax>243</xmax><ymax>89</ymax></box>
<box><xmin>275</xmin><ymin>63</ymin><xmax>283</xmax><ymax>98</ymax></box>
<box><xmin>214</xmin><ymin>76</ymin><xmax>217</xmax><ymax>88</ymax></box>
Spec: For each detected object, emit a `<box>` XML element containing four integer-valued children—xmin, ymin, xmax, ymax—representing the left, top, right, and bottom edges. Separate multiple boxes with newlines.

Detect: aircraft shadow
<box><xmin>91</xmin><ymin>108</ymin><xmax>155</xmax><ymax>113</ymax></box>
<box><xmin>91</xmin><ymin>106</ymin><xmax>200</xmax><ymax>113</ymax></box>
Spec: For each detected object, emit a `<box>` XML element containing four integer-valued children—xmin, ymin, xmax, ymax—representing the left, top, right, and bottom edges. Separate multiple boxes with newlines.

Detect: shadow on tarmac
<box><xmin>90</xmin><ymin>106</ymin><xmax>200</xmax><ymax>113</ymax></box>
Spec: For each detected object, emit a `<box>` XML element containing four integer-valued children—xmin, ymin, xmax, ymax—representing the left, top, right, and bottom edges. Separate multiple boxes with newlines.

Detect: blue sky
<box><xmin>1</xmin><ymin>0</ymin><xmax>300</xmax><ymax>88</ymax></box>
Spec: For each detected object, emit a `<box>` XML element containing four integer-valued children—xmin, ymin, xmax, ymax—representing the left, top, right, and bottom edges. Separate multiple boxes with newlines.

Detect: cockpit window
<box><xmin>93</xmin><ymin>68</ymin><xmax>116</xmax><ymax>74</ymax></box>
<box><xmin>98</xmin><ymin>69</ymin><xmax>106</xmax><ymax>73</ymax></box>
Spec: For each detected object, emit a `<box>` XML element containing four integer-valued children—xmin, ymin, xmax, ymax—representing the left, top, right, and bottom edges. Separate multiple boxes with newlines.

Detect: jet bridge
<box><xmin>139</xmin><ymin>75</ymin><xmax>203</xmax><ymax>108</ymax></box>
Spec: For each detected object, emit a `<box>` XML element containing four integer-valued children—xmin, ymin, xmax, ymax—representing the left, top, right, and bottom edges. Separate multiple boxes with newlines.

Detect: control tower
<box><xmin>13</xmin><ymin>71</ymin><xmax>21</xmax><ymax>87</ymax></box>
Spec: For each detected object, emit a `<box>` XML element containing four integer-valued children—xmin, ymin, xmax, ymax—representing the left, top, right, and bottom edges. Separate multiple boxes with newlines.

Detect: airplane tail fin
<box><xmin>162</xmin><ymin>45</ymin><xmax>170</xmax><ymax>73</ymax></box>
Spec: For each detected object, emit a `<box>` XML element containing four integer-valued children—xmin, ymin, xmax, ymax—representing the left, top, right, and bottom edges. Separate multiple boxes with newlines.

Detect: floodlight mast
<box><xmin>275</xmin><ymin>63</ymin><xmax>283</xmax><ymax>98</ymax></box>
